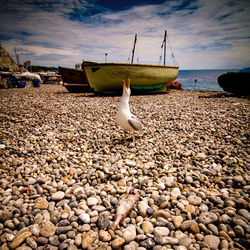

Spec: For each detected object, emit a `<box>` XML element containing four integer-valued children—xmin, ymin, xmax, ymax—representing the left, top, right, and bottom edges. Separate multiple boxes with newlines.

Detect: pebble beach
<box><xmin>0</xmin><ymin>84</ymin><xmax>249</xmax><ymax>250</ymax></box>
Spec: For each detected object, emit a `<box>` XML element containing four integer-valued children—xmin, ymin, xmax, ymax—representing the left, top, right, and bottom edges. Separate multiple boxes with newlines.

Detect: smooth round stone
<box><xmin>177</xmin><ymin>202</ymin><xmax>185</xmax><ymax>211</ymax></box>
<box><xmin>141</xmin><ymin>221</ymin><xmax>154</xmax><ymax>234</ymax></box>
<box><xmin>176</xmin><ymin>246</ymin><xmax>187</xmax><ymax>250</ymax></box>
<box><xmin>179</xmin><ymin>236</ymin><xmax>192</xmax><ymax>248</ymax></box>
<box><xmin>51</xmin><ymin>191</ymin><xmax>65</xmax><ymax>201</ymax></box>
<box><xmin>233</xmin><ymin>176</ymin><xmax>244</xmax><ymax>183</ymax></box>
<box><xmin>153</xmin><ymin>210</ymin><xmax>170</xmax><ymax>220</ymax></box>
<box><xmin>138</xmin><ymin>201</ymin><xmax>149</xmax><ymax>217</ymax></box>
<box><xmin>153</xmin><ymin>227</ymin><xmax>170</xmax><ymax>237</ymax></box>
<box><xmin>220</xmin><ymin>239</ymin><xmax>229</xmax><ymax>249</ymax></box>
<box><xmin>195</xmin><ymin>233</ymin><xmax>204</xmax><ymax>241</ymax></box>
<box><xmin>199</xmin><ymin>204</ymin><xmax>209</xmax><ymax>212</ymax></box>
<box><xmin>87</xmin><ymin>197</ymin><xmax>98</xmax><ymax>206</ymax></box>
<box><xmin>157</xmin><ymin>182</ymin><xmax>165</xmax><ymax>190</ymax></box>
<box><xmin>208</xmin><ymin>224</ymin><xmax>219</xmax><ymax>235</ymax></box>
<box><xmin>92</xmin><ymin>205</ymin><xmax>106</xmax><ymax>212</ymax></box>
<box><xmin>40</xmin><ymin>220</ymin><xmax>56</xmax><ymax>237</ymax></box>
<box><xmin>221</xmin><ymin>214</ymin><xmax>230</xmax><ymax>223</ymax></box>
<box><xmin>111</xmin><ymin>237</ymin><xmax>125</xmax><ymax>249</ymax></box>
<box><xmin>36</xmin><ymin>237</ymin><xmax>48</xmax><ymax>245</ymax></box>
<box><xmin>199</xmin><ymin>212</ymin><xmax>218</xmax><ymax>224</ymax></box>
<box><xmin>189</xmin><ymin>222</ymin><xmax>200</xmax><ymax>234</ymax></box>
<box><xmin>188</xmin><ymin>195</ymin><xmax>202</xmax><ymax>205</ymax></box>
<box><xmin>171</xmin><ymin>187</ymin><xmax>181</xmax><ymax>198</ymax></box>
<box><xmin>238</xmin><ymin>209</ymin><xmax>250</xmax><ymax>220</ymax></box>
<box><xmin>185</xmin><ymin>176</ymin><xmax>193</xmax><ymax>184</ymax></box>
<box><xmin>203</xmin><ymin>235</ymin><xmax>220</xmax><ymax>249</ymax></box>
<box><xmin>185</xmin><ymin>205</ymin><xmax>195</xmax><ymax>213</ymax></box>
<box><xmin>123</xmin><ymin>225</ymin><xmax>137</xmax><ymax>242</ymax></box>
<box><xmin>81</xmin><ymin>224</ymin><xmax>91</xmax><ymax>232</ymax></box>
<box><xmin>26</xmin><ymin>237</ymin><xmax>37</xmax><ymax>249</ymax></box>
<box><xmin>180</xmin><ymin>220</ymin><xmax>196</xmax><ymax>231</ymax></box>
<box><xmin>49</xmin><ymin>235</ymin><xmax>60</xmax><ymax>246</ymax></box>
<box><xmin>30</xmin><ymin>224</ymin><xmax>40</xmax><ymax>236</ymax></box>
<box><xmin>0</xmin><ymin>210</ymin><xmax>13</xmax><ymax>223</ymax></box>
<box><xmin>225</xmin><ymin>200</ymin><xmax>235</xmax><ymax>207</ymax></box>
<box><xmin>99</xmin><ymin>230</ymin><xmax>111</xmax><ymax>242</ymax></box>
<box><xmin>233</xmin><ymin>225</ymin><xmax>244</xmax><ymax>237</ymax></box>
<box><xmin>163</xmin><ymin>176</ymin><xmax>175</xmax><ymax>187</ymax></box>
<box><xmin>79</xmin><ymin>213</ymin><xmax>90</xmax><ymax>224</ymax></box>
<box><xmin>60</xmin><ymin>213</ymin><xmax>69</xmax><ymax>219</ymax></box>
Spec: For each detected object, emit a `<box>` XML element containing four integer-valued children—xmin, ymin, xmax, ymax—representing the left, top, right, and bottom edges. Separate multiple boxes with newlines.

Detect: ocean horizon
<box><xmin>175</xmin><ymin>69</ymin><xmax>238</xmax><ymax>92</ymax></box>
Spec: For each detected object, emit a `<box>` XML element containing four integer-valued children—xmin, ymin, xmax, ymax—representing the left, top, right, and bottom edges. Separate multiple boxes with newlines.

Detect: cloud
<box><xmin>0</xmin><ymin>0</ymin><xmax>250</xmax><ymax>69</ymax></box>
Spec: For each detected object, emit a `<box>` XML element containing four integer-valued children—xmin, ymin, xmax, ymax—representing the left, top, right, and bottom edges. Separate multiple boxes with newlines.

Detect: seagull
<box><xmin>116</xmin><ymin>79</ymin><xmax>142</xmax><ymax>141</ymax></box>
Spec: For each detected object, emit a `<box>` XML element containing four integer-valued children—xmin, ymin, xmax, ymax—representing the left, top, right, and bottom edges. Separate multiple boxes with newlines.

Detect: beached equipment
<box><xmin>17</xmin><ymin>82</ymin><xmax>26</xmax><ymax>88</ymax></box>
<box><xmin>14</xmin><ymin>72</ymin><xmax>42</xmax><ymax>81</ymax></box>
<box><xmin>32</xmin><ymin>80</ymin><xmax>40</xmax><ymax>87</ymax></box>
<box><xmin>7</xmin><ymin>76</ymin><xmax>18</xmax><ymax>88</ymax></box>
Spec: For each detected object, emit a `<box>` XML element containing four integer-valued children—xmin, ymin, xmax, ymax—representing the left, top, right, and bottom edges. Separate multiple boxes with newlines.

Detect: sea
<box><xmin>175</xmin><ymin>69</ymin><xmax>238</xmax><ymax>92</ymax></box>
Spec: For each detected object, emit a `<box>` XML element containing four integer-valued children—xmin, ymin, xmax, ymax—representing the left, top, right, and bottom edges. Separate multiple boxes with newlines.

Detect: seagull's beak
<box><xmin>127</xmin><ymin>79</ymin><xmax>130</xmax><ymax>88</ymax></box>
<box><xmin>123</xmin><ymin>80</ymin><xmax>126</xmax><ymax>89</ymax></box>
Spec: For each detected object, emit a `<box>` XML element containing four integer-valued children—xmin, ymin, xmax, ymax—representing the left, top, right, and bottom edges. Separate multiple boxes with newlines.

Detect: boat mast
<box><xmin>131</xmin><ymin>34</ymin><xmax>137</xmax><ymax>64</ymax></box>
<box><xmin>161</xmin><ymin>30</ymin><xmax>167</xmax><ymax>65</ymax></box>
<box><xmin>14</xmin><ymin>48</ymin><xmax>21</xmax><ymax>71</ymax></box>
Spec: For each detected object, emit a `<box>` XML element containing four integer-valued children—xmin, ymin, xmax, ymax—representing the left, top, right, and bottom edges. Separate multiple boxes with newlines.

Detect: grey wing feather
<box><xmin>128</xmin><ymin>115</ymin><xmax>142</xmax><ymax>131</ymax></box>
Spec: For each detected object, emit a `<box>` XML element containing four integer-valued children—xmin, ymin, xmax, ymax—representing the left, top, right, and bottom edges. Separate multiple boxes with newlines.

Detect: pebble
<box><xmin>111</xmin><ymin>237</ymin><xmax>125</xmax><ymax>249</ymax></box>
<box><xmin>0</xmin><ymin>85</ymin><xmax>248</xmax><ymax>250</ymax></box>
<box><xmin>40</xmin><ymin>220</ymin><xmax>56</xmax><ymax>237</ymax></box>
<box><xmin>99</xmin><ymin>230</ymin><xmax>111</xmax><ymax>242</ymax></box>
<box><xmin>9</xmin><ymin>230</ymin><xmax>32</xmax><ymax>249</ymax></box>
<box><xmin>199</xmin><ymin>212</ymin><xmax>218</xmax><ymax>224</ymax></box>
<box><xmin>123</xmin><ymin>225</ymin><xmax>137</xmax><ymax>242</ymax></box>
<box><xmin>173</xmin><ymin>216</ymin><xmax>183</xmax><ymax>228</ymax></box>
<box><xmin>79</xmin><ymin>213</ymin><xmax>90</xmax><ymax>224</ymax></box>
<box><xmin>141</xmin><ymin>221</ymin><xmax>154</xmax><ymax>234</ymax></box>
<box><xmin>51</xmin><ymin>191</ymin><xmax>65</xmax><ymax>200</ymax></box>
<box><xmin>203</xmin><ymin>235</ymin><xmax>220</xmax><ymax>249</ymax></box>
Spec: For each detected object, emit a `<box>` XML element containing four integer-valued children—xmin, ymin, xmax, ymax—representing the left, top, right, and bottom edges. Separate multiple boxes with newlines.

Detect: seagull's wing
<box><xmin>128</xmin><ymin>115</ymin><xmax>142</xmax><ymax>131</ymax></box>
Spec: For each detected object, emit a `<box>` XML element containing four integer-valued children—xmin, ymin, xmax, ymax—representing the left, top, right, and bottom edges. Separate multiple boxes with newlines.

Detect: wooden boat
<box><xmin>218</xmin><ymin>68</ymin><xmax>250</xmax><ymax>96</ymax></box>
<box><xmin>84</xmin><ymin>63</ymin><xmax>179</xmax><ymax>94</ymax></box>
<box><xmin>60</xmin><ymin>31</ymin><xmax>179</xmax><ymax>94</ymax></box>
<box><xmin>58</xmin><ymin>66</ymin><xmax>91</xmax><ymax>93</ymax></box>
<box><xmin>84</xmin><ymin>31</ymin><xmax>179</xmax><ymax>94</ymax></box>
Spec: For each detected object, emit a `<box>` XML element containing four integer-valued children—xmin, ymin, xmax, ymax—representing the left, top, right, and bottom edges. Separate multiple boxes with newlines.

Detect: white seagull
<box><xmin>116</xmin><ymin>79</ymin><xmax>142</xmax><ymax>141</ymax></box>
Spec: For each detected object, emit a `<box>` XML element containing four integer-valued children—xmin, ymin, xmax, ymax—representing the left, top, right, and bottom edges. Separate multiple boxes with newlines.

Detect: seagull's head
<box><xmin>122</xmin><ymin>79</ymin><xmax>131</xmax><ymax>97</ymax></box>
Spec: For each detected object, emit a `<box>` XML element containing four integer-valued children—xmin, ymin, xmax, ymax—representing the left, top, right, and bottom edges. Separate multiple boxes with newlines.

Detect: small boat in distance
<box><xmin>218</xmin><ymin>67</ymin><xmax>250</xmax><ymax>96</ymax></box>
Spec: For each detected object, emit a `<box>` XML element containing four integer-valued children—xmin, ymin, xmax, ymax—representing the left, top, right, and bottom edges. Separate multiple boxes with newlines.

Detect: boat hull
<box><xmin>84</xmin><ymin>63</ymin><xmax>179</xmax><ymax>94</ymax></box>
<box><xmin>218</xmin><ymin>72</ymin><xmax>250</xmax><ymax>96</ymax></box>
<box><xmin>59</xmin><ymin>66</ymin><xmax>91</xmax><ymax>93</ymax></box>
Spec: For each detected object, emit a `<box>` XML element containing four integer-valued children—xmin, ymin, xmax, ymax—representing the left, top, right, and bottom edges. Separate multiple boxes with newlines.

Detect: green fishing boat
<box><xmin>84</xmin><ymin>31</ymin><xmax>179</xmax><ymax>94</ymax></box>
<box><xmin>84</xmin><ymin>62</ymin><xmax>179</xmax><ymax>94</ymax></box>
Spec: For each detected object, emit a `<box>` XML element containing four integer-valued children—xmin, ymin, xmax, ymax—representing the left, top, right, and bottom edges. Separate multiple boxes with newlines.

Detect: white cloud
<box><xmin>1</xmin><ymin>0</ymin><xmax>250</xmax><ymax>69</ymax></box>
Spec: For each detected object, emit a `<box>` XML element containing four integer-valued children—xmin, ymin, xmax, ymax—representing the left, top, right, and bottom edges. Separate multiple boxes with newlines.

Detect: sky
<box><xmin>0</xmin><ymin>0</ymin><xmax>250</xmax><ymax>70</ymax></box>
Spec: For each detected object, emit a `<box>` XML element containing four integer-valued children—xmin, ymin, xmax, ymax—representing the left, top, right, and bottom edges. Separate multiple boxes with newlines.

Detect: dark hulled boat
<box><xmin>218</xmin><ymin>68</ymin><xmax>250</xmax><ymax>96</ymax></box>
